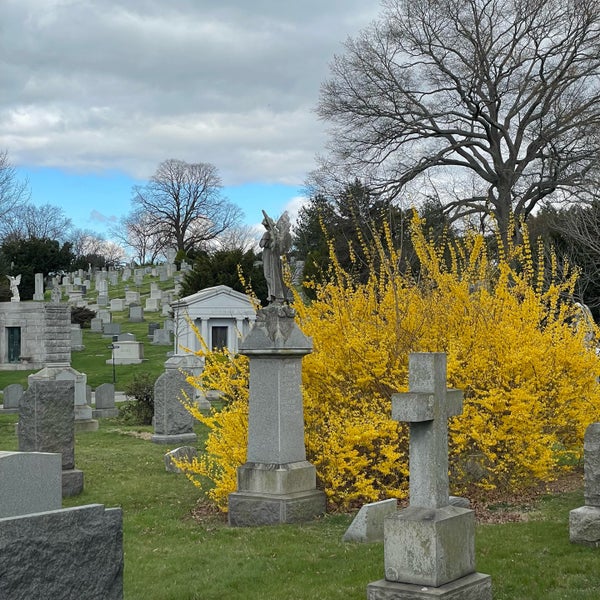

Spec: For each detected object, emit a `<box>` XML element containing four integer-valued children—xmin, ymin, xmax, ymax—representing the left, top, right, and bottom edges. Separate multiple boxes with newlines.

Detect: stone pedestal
<box><xmin>570</xmin><ymin>422</ymin><xmax>600</xmax><ymax>546</ymax></box>
<box><xmin>228</xmin><ymin>305</ymin><xmax>326</xmax><ymax>526</ymax></box>
<box><xmin>367</xmin><ymin>572</ymin><xmax>492</xmax><ymax>599</ymax></box>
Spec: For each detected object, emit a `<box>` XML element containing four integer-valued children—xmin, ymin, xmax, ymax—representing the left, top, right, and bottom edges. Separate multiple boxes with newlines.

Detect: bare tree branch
<box><xmin>315</xmin><ymin>0</ymin><xmax>600</xmax><ymax>242</ymax></box>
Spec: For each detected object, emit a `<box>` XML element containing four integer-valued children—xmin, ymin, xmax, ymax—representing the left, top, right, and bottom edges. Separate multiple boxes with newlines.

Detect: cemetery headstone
<box><xmin>148</xmin><ymin>322</ymin><xmax>160</xmax><ymax>338</ymax></box>
<box><xmin>151</xmin><ymin>356</ymin><xmax>197</xmax><ymax>445</ymax></box>
<box><xmin>2</xmin><ymin>383</ymin><xmax>23</xmax><ymax>411</ymax></box>
<box><xmin>343</xmin><ymin>499</ymin><xmax>397</xmax><ymax>543</ymax></box>
<box><xmin>129</xmin><ymin>304</ymin><xmax>144</xmax><ymax>322</ymax></box>
<box><xmin>71</xmin><ymin>324</ymin><xmax>84</xmax><ymax>351</ymax></box>
<box><xmin>0</xmin><ymin>451</ymin><xmax>62</xmax><ymax>518</ymax></box>
<box><xmin>18</xmin><ymin>379</ymin><xmax>84</xmax><ymax>497</ymax></box>
<box><xmin>93</xmin><ymin>383</ymin><xmax>119</xmax><ymax>418</ymax></box>
<box><xmin>367</xmin><ymin>353</ymin><xmax>492</xmax><ymax>599</ymax></box>
<box><xmin>0</xmin><ymin>502</ymin><xmax>123</xmax><ymax>599</ymax></box>
<box><xmin>228</xmin><ymin>304</ymin><xmax>326</xmax><ymax>526</ymax></box>
<box><xmin>164</xmin><ymin>446</ymin><xmax>198</xmax><ymax>473</ymax></box>
<box><xmin>145</xmin><ymin>297</ymin><xmax>160</xmax><ymax>312</ymax></box>
<box><xmin>33</xmin><ymin>272</ymin><xmax>45</xmax><ymax>301</ymax></box>
<box><xmin>91</xmin><ymin>317</ymin><xmax>103</xmax><ymax>332</ymax></box>
<box><xmin>107</xmin><ymin>337</ymin><xmax>144</xmax><ymax>365</ymax></box>
<box><xmin>103</xmin><ymin>323</ymin><xmax>122</xmax><ymax>338</ymax></box>
<box><xmin>125</xmin><ymin>291</ymin><xmax>140</xmax><ymax>306</ymax></box>
<box><xmin>570</xmin><ymin>422</ymin><xmax>600</xmax><ymax>546</ymax></box>
<box><xmin>110</xmin><ymin>298</ymin><xmax>125</xmax><ymax>312</ymax></box>
<box><xmin>152</xmin><ymin>328</ymin><xmax>171</xmax><ymax>345</ymax></box>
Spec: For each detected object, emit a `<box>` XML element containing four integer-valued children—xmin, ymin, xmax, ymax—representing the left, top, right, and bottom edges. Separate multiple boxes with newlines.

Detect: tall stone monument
<box><xmin>367</xmin><ymin>353</ymin><xmax>492</xmax><ymax>599</ymax></box>
<box><xmin>228</xmin><ymin>211</ymin><xmax>326</xmax><ymax>526</ymax></box>
<box><xmin>570</xmin><ymin>422</ymin><xmax>600</xmax><ymax>546</ymax></box>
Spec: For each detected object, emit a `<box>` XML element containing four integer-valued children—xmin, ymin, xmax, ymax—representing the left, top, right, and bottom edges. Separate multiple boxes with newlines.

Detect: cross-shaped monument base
<box><xmin>367</xmin><ymin>353</ymin><xmax>492</xmax><ymax>599</ymax></box>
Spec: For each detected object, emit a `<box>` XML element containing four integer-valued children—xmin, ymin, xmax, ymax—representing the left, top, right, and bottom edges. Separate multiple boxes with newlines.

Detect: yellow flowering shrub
<box><xmin>178</xmin><ymin>216</ymin><xmax>600</xmax><ymax>512</ymax></box>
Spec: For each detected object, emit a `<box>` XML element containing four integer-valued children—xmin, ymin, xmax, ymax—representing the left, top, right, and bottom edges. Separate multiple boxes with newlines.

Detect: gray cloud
<box><xmin>0</xmin><ymin>1</ymin><xmax>380</xmax><ymax>184</ymax></box>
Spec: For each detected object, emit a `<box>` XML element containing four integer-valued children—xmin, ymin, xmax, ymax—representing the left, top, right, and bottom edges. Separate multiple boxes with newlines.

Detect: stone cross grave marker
<box><xmin>367</xmin><ymin>352</ymin><xmax>492</xmax><ymax>599</ymax></box>
<box><xmin>391</xmin><ymin>353</ymin><xmax>463</xmax><ymax>509</ymax></box>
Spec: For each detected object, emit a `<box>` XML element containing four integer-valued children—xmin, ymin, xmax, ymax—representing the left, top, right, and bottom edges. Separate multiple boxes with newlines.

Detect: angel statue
<box><xmin>260</xmin><ymin>210</ymin><xmax>292</xmax><ymax>304</ymax></box>
<box><xmin>7</xmin><ymin>274</ymin><xmax>21</xmax><ymax>302</ymax></box>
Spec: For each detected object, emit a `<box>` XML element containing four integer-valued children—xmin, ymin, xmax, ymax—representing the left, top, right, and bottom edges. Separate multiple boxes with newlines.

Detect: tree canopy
<box><xmin>316</xmin><ymin>0</ymin><xmax>600</xmax><ymax>242</ymax></box>
<box><xmin>131</xmin><ymin>159</ymin><xmax>242</xmax><ymax>256</ymax></box>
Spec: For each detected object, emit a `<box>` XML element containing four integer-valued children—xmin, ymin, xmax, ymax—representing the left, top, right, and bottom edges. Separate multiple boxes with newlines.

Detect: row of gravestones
<box><xmin>4</xmin><ymin>341</ymin><xmax>600</xmax><ymax>598</ymax></box>
<box><xmin>2</xmin><ymin>382</ymin><xmax>119</xmax><ymax>418</ymax></box>
<box><xmin>0</xmin><ymin>350</ymin><xmax>207</xmax><ymax>599</ymax></box>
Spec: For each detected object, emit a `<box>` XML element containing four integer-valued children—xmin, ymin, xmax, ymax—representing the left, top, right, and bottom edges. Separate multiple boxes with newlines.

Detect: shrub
<box><xmin>71</xmin><ymin>306</ymin><xmax>96</xmax><ymax>328</ymax></box>
<box><xmin>118</xmin><ymin>372</ymin><xmax>156</xmax><ymax>425</ymax></box>
<box><xmin>178</xmin><ymin>216</ymin><xmax>600</xmax><ymax>512</ymax></box>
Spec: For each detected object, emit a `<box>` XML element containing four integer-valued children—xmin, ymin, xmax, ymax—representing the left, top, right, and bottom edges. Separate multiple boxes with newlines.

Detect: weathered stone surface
<box><xmin>367</xmin><ymin>572</ymin><xmax>492</xmax><ymax>599</ymax></box>
<box><xmin>151</xmin><ymin>357</ymin><xmax>196</xmax><ymax>443</ymax></box>
<box><xmin>343</xmin><ymin>498</ymin><xmax>397</xmax><ymax>543</ymax></box>
<box><xmin>236</xmin><ymin>461</ymin><xmax>317</xmax><ymax>495</ymax></box>
<box><xmin>228</xmin><ymin>489</ymin><xmax>326</xmax><ymax>527</ymax></box>
<box><xmin>93</xmin><ymin>383</ymin><xmax>119</xmax><ymax>418</ymax></box>
<box><xmin>18</xmin><ymin>380</ymin><xmax>75</xmax><ymax>470</ymax></box>
<box><xmin>0</xmin><ymin>504</ymin><xmax>123</xmax><ymax>600</ymax></box>
<box><xmin>0</xmin><ymin>452</ymin><xmax>62</xmax><ymax>518</ymax></box>
<box><xmin>584</xmin><ymin>423</ymin><xmax>600</xmax><ymax>507</ymax></box>
<box><xmin>570</xmin><ymin>505</ymin><xmax>600</xmax><ymax>547</ymax></box>
<box><xmin>384</xmin><ymin>506</ymin><xmax>475</xmax><ymax>587</ymax></box>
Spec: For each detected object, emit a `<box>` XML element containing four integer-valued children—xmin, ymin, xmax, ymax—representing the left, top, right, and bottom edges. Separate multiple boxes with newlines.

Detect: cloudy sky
<box><xmin>0</xmin><ymin>1</ymin><xmax>381</xmax><ymax>237</ymax></box>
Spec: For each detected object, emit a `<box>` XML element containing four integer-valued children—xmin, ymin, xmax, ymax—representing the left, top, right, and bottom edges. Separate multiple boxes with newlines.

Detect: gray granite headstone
<box><xmin>103</xmin><ymin>323</ymin><xmax>121</xmax><ymax>338</ymax></box>
<box><xmin>129</xmin><ymin>304</ymin><xmax>144</xmax><ymax>322</ymax></box>
<box><xmin>570</xmin><ymin>423</ymin><xmax>600</xmax><ymax>546</ymax></box>
<box><xmin>91</xmin><ymin>317</ymin><xmax>103</xmax><ymax>332</ymax></box>
<box><xmin>0</xmin><ymin>452</ymin><xmax>62</xmax><ymax>518</ymax></box>
<box><xmin>151</xmin><ymin>357</ymin><xmax>197</xmax><ymax>445</ymax></box>
<box><xmin>152</xmin><ymin>328</ymin><xmax>171</xmax><ymax>345</ymax></box>
<box><xmin>3</xmin><ymin>383</ymin><xmax>23</xmax><ymax>410</ymax></box>
<box><xmin>93</xmin><ymin>383</ymin><xmax>118</xmax><ymax>419</ymax></box>
<box><xmin>0</xmin><ymin>504</ymin><xmax>123</xmax><ymax>600</ymax></box>
<box><xmin>148</xmin><ymin>322</ymin><xmax>160</xmax><ymax>338</ymax></box>
<box><xmin>18</xmin><ymin>379</ymin><xmax>84</xmax><ymax>497</ymax></box>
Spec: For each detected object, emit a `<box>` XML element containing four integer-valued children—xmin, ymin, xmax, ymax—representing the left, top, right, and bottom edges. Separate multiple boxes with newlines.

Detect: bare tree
<box><xmin>212</xmin><ymin>224</ymin><xmax>259</xmax><ymax>252</ymax></box>
<box><xmin>2</xmin><ymin>203</ymin><xmax>72</xmax><ymax>241</ymax></box>
<box><xmin>316</xmin><ymin>0</ymin><xmax>600</xmax><ymax>243</ymax></box>
<box><xmin>0</xmin><ymin>150</ymin><xmax>30</xmax><ymax>236</ymax></box>
<box><xmin>131</xmin><ymin>159</ymin><xmax>242</xmax><ymax>255</ymax></box>
<box><xmin>110</xmin><ymin>209</ymin><xmax>162</xmax><ymax>265</ymax></box>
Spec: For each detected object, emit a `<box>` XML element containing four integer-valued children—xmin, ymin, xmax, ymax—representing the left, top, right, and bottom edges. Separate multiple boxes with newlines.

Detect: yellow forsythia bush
<box><xmin>180</xmin><ymin>216</ymin><xmax>600</xmax><ymax>512</ymax></box>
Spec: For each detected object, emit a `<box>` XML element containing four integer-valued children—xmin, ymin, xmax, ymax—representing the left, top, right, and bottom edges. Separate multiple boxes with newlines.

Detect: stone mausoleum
<box><xmin>0</xmin><ymin>302</ymin><xmax>71</xmax><ymax>370</ymax></box>
<box><xmin>171</xmin><ymin>285</ymin><xmax>256</xmax><ymax>355</ymax></box>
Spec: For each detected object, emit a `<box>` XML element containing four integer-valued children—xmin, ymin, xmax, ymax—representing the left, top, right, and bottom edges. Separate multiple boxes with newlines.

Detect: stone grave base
<box><xmin>151</xmin><ymin>432</ymin><xmax>198</xmax><ymax>445</ymax></box>
<box><xmin>570</xmin><ymin>505</ymin><xmax>600</xmax><ymax>546</ymax></box>
<box><xmin>92</xmin><ymin>408</ymin><xmax>120</xmax><ymax>419</ymax></box>
<box><xmin>74</xmin><ymin>418</ymin><xmax>99</xmax><ymax>432</ymax></box>
<box><xmin>0</xmin><ymin>504</ymin><xmax>122</xmax><ymax>600</ymax></box>
<box><xmin>367</xmin><ymin>572</ymin><xmax>492</xmax><ymax>600</ymax></box>
<box><xmin>228</xmin><ymin>489</ymin><xmax>326</xmax><ymax>527</ymax></box>
<box><xmin>384</xmin><ymin>506</ymin><xmax>475</xmax><ymax>587</ymax></box>
<box><xmin>62</xmin><ymin>469</ymin><xmax>84</xmax><ymax>497</ymax></box>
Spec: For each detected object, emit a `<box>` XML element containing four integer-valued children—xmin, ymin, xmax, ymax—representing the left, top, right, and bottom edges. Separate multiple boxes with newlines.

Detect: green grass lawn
<box><xmin>1</xmin><ymin>412</ymin><xmax>599</xmax><ymax>599</ymax></box>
